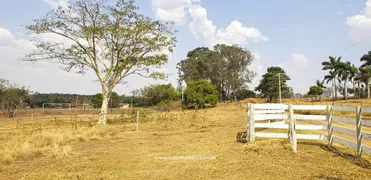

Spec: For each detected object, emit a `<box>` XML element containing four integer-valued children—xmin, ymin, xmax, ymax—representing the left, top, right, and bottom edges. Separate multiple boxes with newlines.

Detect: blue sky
<box><xmin>1</xmin><ymin>0</ymin><xmax>371</xmax><ymax>95</ymax></box>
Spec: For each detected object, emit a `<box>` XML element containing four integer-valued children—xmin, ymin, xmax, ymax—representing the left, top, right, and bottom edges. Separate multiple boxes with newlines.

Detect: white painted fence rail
<box><xmin>247</xmin><ymin>103</ymin><xmax>371</xmax><ymax>157</ymax></box>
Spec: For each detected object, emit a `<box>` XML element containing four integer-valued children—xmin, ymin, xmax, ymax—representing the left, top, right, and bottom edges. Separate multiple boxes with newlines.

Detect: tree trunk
<box><xmin>344</xmin><ymin>79</ymin><xmax>348</xmax><ymax>100</ymax></box>
<box><xmin>98</xmin><ymin>93</ymin><xmax>110</xmax><ymax>124</ymax></box>
<box><xmin>368</xmin><ymin>80</ymin><xmax>370</xmax><ymax>99</ymax></box>
<box><xmin>358</xmin><ymin>81</ymin><xmax>361</xmax><ymax>99</ymax></box>
<box><xmin>353</xmin><ymin>79</ymin><xmax>356</xmax><ymax>98</ymax></box>
<box><xmin>334</xmin><ymin>74</ymin><xmax>338</xmax><ymax>100</ymax></box>
<box><xmin>332</xmin><ymin>79</ymin><xmax>336</xmax><ymax>102</ymax></box>
<box><xmin>219</xmin><ymin>84</ymin><xmax>223</xmax><ymax>101</ymax></box>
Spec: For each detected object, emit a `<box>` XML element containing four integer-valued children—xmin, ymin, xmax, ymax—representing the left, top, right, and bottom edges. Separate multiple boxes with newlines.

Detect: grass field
<box><xmin>0</xmin><ymin>101</ymin><xmax>371</xmax><ymax>179</ymax></box>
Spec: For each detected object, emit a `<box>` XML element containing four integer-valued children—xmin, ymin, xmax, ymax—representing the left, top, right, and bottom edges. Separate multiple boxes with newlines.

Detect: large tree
<box><xmin>255</xmin><ymin>67</ymin><xmax>292</xmax><ymax>102</ymax></box>
<box><xmin>22</xmin><ymin>0</ymin><xmax>176</xmax><ymax>124</ymax></box>
<box><xmin>178</xmin><ymin>45</ymin><xmax>255</xmax><ymax>101</ymax></box>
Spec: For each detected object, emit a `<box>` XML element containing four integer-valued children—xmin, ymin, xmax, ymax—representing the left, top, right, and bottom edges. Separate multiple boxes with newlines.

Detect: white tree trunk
<box><xmin>334</xmin><ymin>74</ymin><xmax>338</xmax><ymax>100</ymax></box>
<box><xmin>98</xmin><ymin>93</ymin><xmax>110</xmax><ymax>124</ymax></box>
<box><xmin>332</xmin><ymin>79</ymin><xmax>336</xmax><ymax>101</ymax></box>
<box><xmin>353</xmin><ymin>79</ymin><xmax>356</xmax><ymax>98</ymax></box>
<box><xmin>344</xmin><ymin>79</ymin><xmax>348</xmax><ymax>100</ymax></box>
<box><xmin>368</xmin><ymin>81</ymin><xmax>370</xmax><ymax>99</ymax></box>
<box><xmin>358</xmin><ymin>81</ymin><xmax>361</xmax><ymax>99</ymax></box>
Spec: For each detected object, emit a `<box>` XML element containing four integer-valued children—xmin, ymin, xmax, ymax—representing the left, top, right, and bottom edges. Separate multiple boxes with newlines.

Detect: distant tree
<box><xmin>233</xmin><ymin>89</ymin><xmax>256</xmax><ymax>100</ymax></box>
<box><xmin>349</xmin><ymin>64</ymin><xmax>358</xmax><ymax>98</ymax></box>
<box><xmin>308</xmin><ymin>86</ymin><xmax>323</xmax><ymax>100</ymax></box>
<box><xmin>183</xmin><ymin>79</ymin><xmax>219</xmax><ymax>109</ymax></box>
<box><xmin>22</xmin><ymin>0</ymin><xmax>176</xmax><ymax>124</ymax></box>
<box><xmin>109</xmin><ymin>92</ymin><xmax>121</xmax><ymax>108</ymax></box>
<box><xmin>255</xmin><ymin>67</ymin><xmax>292</xmax><ymax>102</ymax></box>
<box><xmin>355</xmin><ymin>70</ymin><xmax>365</xmax><ymax>99</ymax></box>
<box><xmin>315</xmin><ymin>79</ymin><xmax>326</xmax><ymax>101</ymax></box>
<box><xmin>359</xmin><ymin>66</ymin><xmax>371</xmax><ymax>98</ymax></box>
<box><xmin>322</xmin><ymin>56</ymin><xmax>341</xmax><ymax>100</ymax></box>
<box><xmin>0</xmin><ymin>79</ymin><xmax>29</xmax><ymax>118</ymax></box>
<box><xmin>145</xmin><ymin>84</ymin><xmax>179</xmax><ymax>106</ymax></box>
<box><xmin>92</xmin><ymin>92</ymin><xmax>120</xmax><ymax>108</ymax></box>
<box><xmin>323</xmin><ymin>70</ymin><xmax>340</xmax><ymax>103</ymax></box>
<box><xmin>92</xmin><ymin>93</ymin><xmax>103</xmax><ymax>108</ymax></box>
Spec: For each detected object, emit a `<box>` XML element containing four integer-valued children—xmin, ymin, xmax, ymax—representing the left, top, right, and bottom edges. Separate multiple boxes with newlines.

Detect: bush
<box><xmin>183</xmin><ymin>79</ymin><xmax>219</xmax><ymax>109</ymax></box>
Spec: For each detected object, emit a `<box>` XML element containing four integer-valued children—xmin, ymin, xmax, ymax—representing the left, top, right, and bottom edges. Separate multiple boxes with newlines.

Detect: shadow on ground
<box><xmin>299</xmin><ymin>141</ymin><xmax>371</xmax><ymax>169</ymax></box>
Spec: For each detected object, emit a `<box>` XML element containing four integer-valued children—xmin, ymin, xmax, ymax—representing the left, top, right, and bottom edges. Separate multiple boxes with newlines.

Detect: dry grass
<box><xmin>0</xmin><ymin>102</ymin><xmax>370</xmax><ymax>179</ymax></box>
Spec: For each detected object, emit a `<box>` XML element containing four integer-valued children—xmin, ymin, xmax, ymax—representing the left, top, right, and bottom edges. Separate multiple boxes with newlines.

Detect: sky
<box><xmin>1</xmin><ymin>0</ymin><xmax>371</xmax><ymax>95</ymax></box>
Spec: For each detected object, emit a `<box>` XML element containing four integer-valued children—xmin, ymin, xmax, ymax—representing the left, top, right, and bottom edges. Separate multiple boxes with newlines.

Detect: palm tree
<box><xmin>324</xmin><ymin>70</ymin><xmax>340</xmax><ymax>104</ymax></box>
<box><xmin>349</xmin><ymin>64</ymin><xmax>358</xmax><ymax>98</ymax></box>
<box><xmin>322</xmin><ymin>56</ymin><xmax>341</xmax><ymax>100</ymax></box>
<box><xmin>336</xmin><ymin>61</ymin><xmax>352</xmax><ymax>100</ymax></box>
<box><xmin>360</xmin><ymin>51</ymin><xmax>371</xmax><ymax>68</ymax></box>
<box><xmin>359</xmin><ymin>66</ymin><xmax>371</xmax><ymax>98</ymax></box>
<box><xmin>354</xmin><ymin>71</ymin><xmax>364</xmax><ymax>99</ymax></box>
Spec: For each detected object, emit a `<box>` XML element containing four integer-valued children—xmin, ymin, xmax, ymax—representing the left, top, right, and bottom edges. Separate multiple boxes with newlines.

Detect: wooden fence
<box><xmin>247</xmin><ymin>103</ymin><xmax>371</xmax><ymax>157</ymax></box>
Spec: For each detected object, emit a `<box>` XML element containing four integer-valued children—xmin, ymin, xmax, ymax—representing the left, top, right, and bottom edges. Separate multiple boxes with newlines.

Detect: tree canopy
<box><xmin>22</xmin><ymin>0</ymin><xmax>176</xmax><ymax>124</ymax></box>
<box><xmin>178</xmin><ymin>44</ymin><xmax>256</xmax><ymax>101</ymax></box>
<box><xmin>308</xmin><ymin>86</ymin><xmax>323</xmax><ymax>96</ymax></box>
<box><xmin>255</xmin><ymin>67</ymin><xmax>292</xmax><ymax>102</ymax></box>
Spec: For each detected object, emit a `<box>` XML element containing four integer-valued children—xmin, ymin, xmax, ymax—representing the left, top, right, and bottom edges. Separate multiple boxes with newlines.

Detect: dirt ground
<box><xmin>1</xmin><ymin>103</ymin><xmax>371</xmax><ymax>179</ymax></box>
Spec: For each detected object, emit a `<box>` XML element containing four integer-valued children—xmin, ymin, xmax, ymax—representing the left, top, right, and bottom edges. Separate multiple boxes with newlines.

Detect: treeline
<box><xmin>1</xmin><ymin>43</ymin><xmax>263</xmax><ymax>117</ymax></box>
<box><xmin>306</xmin><ymin>51</ymin><xmax>371</xmax><ymax>102</ymax></box>
<box><xmin>30</xmin><ymin>93</ymin><xmax>93</xmax><ymax>107</ymax></box>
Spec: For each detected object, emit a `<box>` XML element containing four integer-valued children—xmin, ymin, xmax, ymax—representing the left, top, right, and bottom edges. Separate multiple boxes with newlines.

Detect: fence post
<box><xmin>356</xmin><ymin>106</ymin><xmax>362</xmax><ymax>157</ymax></box>
<box><xmin>327</xmin><ymin>105</ymin><xmax>333</xmax><ymax>147</ymax></box>
<box><xmin>247</xmin><ymin>104</ymin><xmax>255</xmax><ymax>141</ymax></box>
<box><xmin>288</xmin><ymin>104</ymin><xmax>297</xmax><ymax>152</ymax></box>
<box><xmin>136</xmin><ymin>110</ymin><xmax>140</xmax><ymax>131</ymax></box>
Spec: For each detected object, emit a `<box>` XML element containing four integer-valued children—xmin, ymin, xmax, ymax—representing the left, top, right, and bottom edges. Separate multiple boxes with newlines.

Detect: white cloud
<box><xmin>346</xmin><ymin>0</ymin><xmax>371</xmax><ymax>41</ymax></box>
<box><xmin>337</xmin><ymin>11</ymin><xmax>343</xmax><ymax>15</ymax></box>
<box><xmin>188</xmin><ymin>5</ymin><xmax>216</xmax><ymax>38</ymax></box>
<box><xmin>151</xmin><ymin>0</ymin><xmax>200</xmax><ymax>24</ymax></box>
<box><xmin>279</xmin><ymin>53</ymin><xmax>309</xmax><ymax>77</ymax></box>
<box><xmin>42</xmin><ymin>0</ymin><xmax>68</xmax><ymax>9</ymax></box>
<box><xmin>250</xmin><ymin>52</ymin><xmax>263</xmax><ymax>89</ymax></box>
<box><xmin>291</xmin><ymin>53</ymin><xmax>309</xmax><ymax>68</ymax></box>
<box><xmin>188</xmin><ymin>5</ymin><xmax>268</xmax><ymax>48</ymax></box>
<box><xmin>0</xmin><ymin>28</ymin><xmax>35</xmax><ymax>55</ymax></box>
